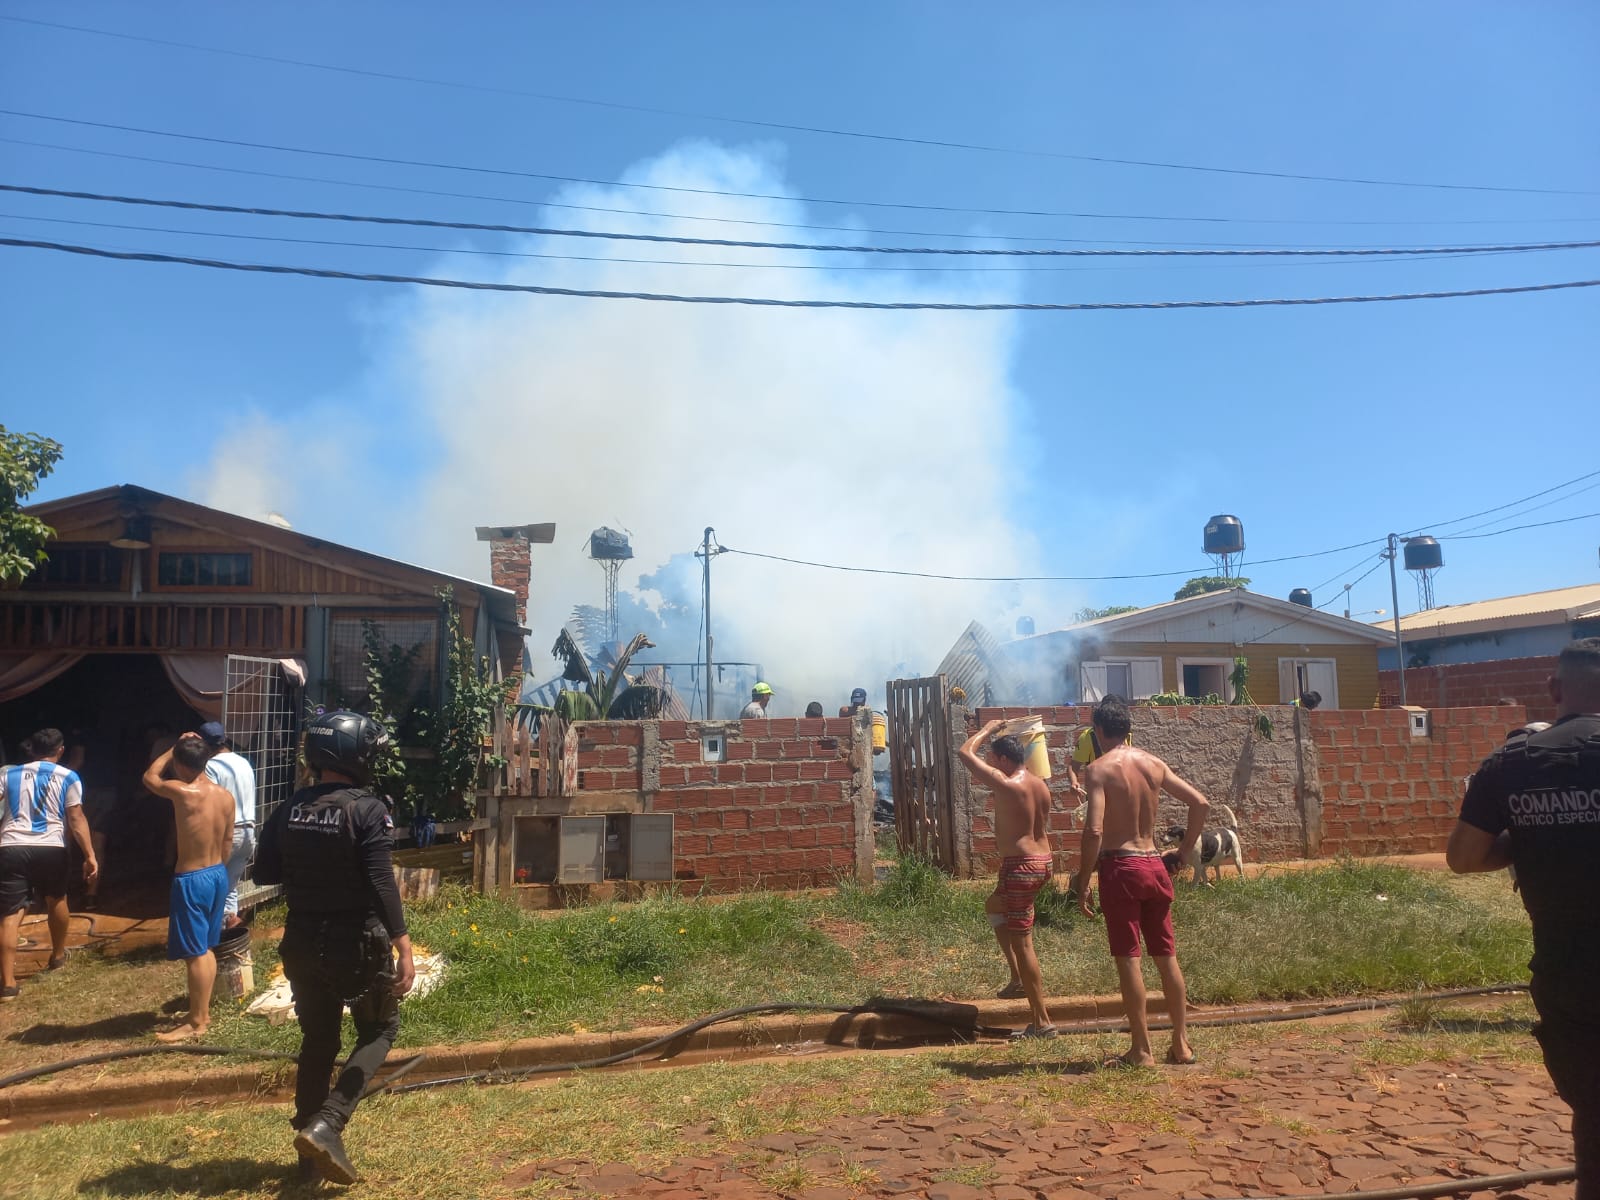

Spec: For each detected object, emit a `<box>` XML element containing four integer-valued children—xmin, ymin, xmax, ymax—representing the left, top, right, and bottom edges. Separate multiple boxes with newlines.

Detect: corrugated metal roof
<box><xmin>1380</xmin><ymin>582</ymin><xmax>1600</xmax><ymax>639</ymax></box>
<box><xmin>933</xmin><ymin>620</ymin><xmax>1034</xmax><ymax>706</ymax></box>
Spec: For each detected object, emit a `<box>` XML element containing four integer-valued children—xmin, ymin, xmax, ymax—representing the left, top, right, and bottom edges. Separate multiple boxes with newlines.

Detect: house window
<box><xmin>20</xmin><ymin>544</ymin><xmax>123</xmax><ymax>590</ymax></box>
<box><xmin>327</xmin><ymin>611</ymin><xmax>439</xmax><ymax>714</ymax></box>
<box><xmin>1176</xmin><ymin>657</ymin><xmax>1236</xmax><ymax>702</ymax></box>
<box><xmin>1278</xmin><ymin>658</ymin><xmax>1339</xmax><ymax>709</ymax></box>
<box><xmin>157</xmin><ymin>551</ymin><xmax>253</xmax><ymax>588</ymax></box>
<box><xmin>1080</xmin><ymin>658</ymin><xmax>1162</xmax><ymax>702</ymax></box>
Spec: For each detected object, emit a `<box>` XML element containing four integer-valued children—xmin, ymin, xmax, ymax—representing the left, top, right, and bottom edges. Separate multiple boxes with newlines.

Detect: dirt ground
<box><xmin>511</xmin><ymin>1023</ymin><xmax>1572</xmax><ymax>1200</ymax></box>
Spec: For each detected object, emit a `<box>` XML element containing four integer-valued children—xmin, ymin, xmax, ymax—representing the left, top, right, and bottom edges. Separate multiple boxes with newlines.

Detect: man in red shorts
<box><xmin>1074</xmin><ymin>696</ymin><xmax>1208</xmax><ymax>1066</ymax></box>
<box><xmin>958</xmin><ymin>718</ymin><xmax>1056</xmax><ymax>1039</ymax></box>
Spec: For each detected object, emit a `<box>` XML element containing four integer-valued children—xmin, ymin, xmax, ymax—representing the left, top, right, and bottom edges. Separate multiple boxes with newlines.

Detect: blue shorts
<box><xmin>168</xmin><ymin>863</ymin><xmax>229</xmax><ymax>960</ymax></box>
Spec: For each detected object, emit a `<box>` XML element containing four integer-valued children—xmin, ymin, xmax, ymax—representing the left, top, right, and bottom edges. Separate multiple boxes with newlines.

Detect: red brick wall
<box><xmin>571</xmin><ymin>717</ymin><xmax>870</xmax><ymax>892</ymax></box>
<box><xmin>1310</xmin><ymin>706</ymin><xmax>1522</xmax><ymax>857</ymax></box>
<box><xmin>1379</xmin><ymin>657</ymin><xmax>1556</xmax><ymax>722</ymax></box>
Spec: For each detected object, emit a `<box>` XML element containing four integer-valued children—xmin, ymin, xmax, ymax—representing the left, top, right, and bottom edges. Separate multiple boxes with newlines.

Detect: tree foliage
<box><xmin>0</xmin><ymin>427</ymin><xmax>63</xmax><ymax>584</ymax></box>
<box><xmin>1173</xmin><ymin>574</ymin><xmax>1250</xmax><ymax>601</ymax></box>
<box><xmin>420</xmin><ymin>588</ymin><xmax>508</xmax><ymax>822</ymax></box>
<box><xmin>1072</xmin><ymin>604</ymin><xmax>1141</xmax><ymax>623</ymax></box>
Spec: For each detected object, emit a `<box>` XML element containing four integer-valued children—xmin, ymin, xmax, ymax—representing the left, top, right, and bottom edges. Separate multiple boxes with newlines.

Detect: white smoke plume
<box><xmin>192</xmin><ymin>141</ymin><xmax>1055</xmax><ymax>715</ymax></box>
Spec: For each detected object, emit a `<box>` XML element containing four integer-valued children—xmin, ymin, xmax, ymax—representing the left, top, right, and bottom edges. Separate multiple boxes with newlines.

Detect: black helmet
<box><xmin>303</xmin><ymin>711</ymin><xmax>388</xmax><ymax>785</ymax></box>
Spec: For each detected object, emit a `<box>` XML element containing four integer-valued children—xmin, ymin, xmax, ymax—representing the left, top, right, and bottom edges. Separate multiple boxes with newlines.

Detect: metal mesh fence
<box><xmin>224</xmin><ymin>655</ymin><xmax>301</xmax><ymax>908</ymax></box>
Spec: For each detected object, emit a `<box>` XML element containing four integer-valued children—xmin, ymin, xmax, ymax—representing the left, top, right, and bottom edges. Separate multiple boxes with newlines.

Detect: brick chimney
<box><xmin>475</xmin><ymin>523</ymin><xmax>555</xmax><ymax>625</ymax></box>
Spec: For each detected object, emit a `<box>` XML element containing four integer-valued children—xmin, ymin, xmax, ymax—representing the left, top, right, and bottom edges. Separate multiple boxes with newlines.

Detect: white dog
<box><xmin>1163</xmin><ymin>803</ymin><xmax>1245</xmax><ymax>886</ymax></box>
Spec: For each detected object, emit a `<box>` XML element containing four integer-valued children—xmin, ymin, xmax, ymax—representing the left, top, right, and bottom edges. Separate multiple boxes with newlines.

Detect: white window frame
<box><xmin>1277</xmin><ymin>657</ymin><xmax>1339</xmax><ymax>710</ymax></box>
<box><xmin>1175</xmin><ymin>657</ymin><xmax>1236</xmax><ymax>703</ymax></box>
<box><xmin>1080</xmin><ymin>657</ymin><xmax>1163</xmax><ymax>702</ymax></box>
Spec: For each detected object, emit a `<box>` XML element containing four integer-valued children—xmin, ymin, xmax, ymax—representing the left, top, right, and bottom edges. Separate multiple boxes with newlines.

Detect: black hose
<box><xmin>0</xmin><ymin>1044</ymin><xmax>299</xmax><ymax>1090</ymax></box>
<box><xmin>361</xmin><ymin>1053</ymin><xmax>428</xmax><ymax>1099</ymax></box>
<box><xmin>1212</xmin><ymin>1166</ymin><xmax>1575</xmax><ymax>1200</ymax></box>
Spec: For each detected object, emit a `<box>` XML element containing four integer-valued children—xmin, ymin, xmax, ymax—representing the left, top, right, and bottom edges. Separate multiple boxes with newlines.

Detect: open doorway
<box><xmin>0</xmin><ymin>654</ymin><xmax>204</xmax><ymax>911</ymax></box>
<box><xmin>1177</xmin><ymin>658</ymin><xmax>1235</xmax><ymax>702</ymax></box>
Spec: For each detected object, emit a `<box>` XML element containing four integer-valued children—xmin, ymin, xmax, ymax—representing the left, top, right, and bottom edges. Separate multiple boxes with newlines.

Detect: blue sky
<box><xmin>2</xmin><ymin>3</ymin><xmax>1597</xmax><ymax>702</ymax></box>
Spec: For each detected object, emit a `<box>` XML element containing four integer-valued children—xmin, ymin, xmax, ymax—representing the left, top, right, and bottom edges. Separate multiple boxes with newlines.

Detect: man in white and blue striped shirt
<box><xmin>198</xmin><ymin>722</ymin><xmax>257</xmax><ymax>930</ymax></box>
<box><xmin>1</xmin><ymin>728</ymin><xmax>98</xmax><ymax>1003</ymax></box>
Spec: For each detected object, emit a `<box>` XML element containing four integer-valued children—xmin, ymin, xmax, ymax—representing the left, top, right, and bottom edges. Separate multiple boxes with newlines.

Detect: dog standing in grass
<box><xmin>1163</xmin><ymin>803</ymin><xmax>1245</xmax><ymax>886</ymax></box>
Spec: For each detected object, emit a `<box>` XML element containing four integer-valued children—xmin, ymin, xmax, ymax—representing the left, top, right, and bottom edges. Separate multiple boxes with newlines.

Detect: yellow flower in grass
<box><xmin>469</xmin><ymin>923</ymin><xmax>478</xmax><ymax>933</ymax></box>
<box><xmin>677</xmin><ymin>928</ymin><xmax>687</xmax><ymax>935</ymax></box>
<box><xmin>608</xmin><ymin>915</ymin><xmax>618</xmax><ymax>924</ymax></box>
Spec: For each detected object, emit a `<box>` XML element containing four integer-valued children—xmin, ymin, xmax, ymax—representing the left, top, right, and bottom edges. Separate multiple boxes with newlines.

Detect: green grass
<box><xmin>2</xmin><ymin>859</ymin><xmax>1534</xmax><ymax>1069</ymax></box>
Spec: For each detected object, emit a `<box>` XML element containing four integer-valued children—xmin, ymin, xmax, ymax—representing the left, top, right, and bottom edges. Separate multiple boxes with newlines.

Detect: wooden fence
<box><xmin>885</xmin><ymin>674</ymin><xmax>959</xmax><ymax>872</ymax></box>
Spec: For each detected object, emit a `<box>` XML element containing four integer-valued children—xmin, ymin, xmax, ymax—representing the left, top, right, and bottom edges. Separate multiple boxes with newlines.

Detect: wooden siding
<box><xmin>2</xmin><ymin>600</ymin><xmax>306</xmax><ymax>654</ymax></box>
<box><xmin>1095</xmin><ymin>641</ymin><xmax>1381</xmax><ymax>709</ymax></box>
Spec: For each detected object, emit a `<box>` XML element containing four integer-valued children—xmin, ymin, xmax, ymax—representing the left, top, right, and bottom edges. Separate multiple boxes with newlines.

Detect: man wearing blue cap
<box><xmin>198</xmin><ymin>722</ymin><xmax>257</xmax><ymax>931</ymax></box>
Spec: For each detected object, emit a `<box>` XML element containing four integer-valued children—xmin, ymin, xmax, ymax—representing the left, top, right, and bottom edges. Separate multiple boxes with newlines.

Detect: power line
<box><xmin>5</xmin><ymin>107</ymin><xmax>1600</xmax><ymax>228</ymax></box>
<box><xmin>4</xmin><ymin>16</ymin><xmax>1596</xmax><ymax>197</ymax></box>
<box><xmin>1443</xmin><ymin>478</ymin><xmax>1600</xmax><ymax>537</ymax></box>
<box><xmin>9</xmin><ymin>236</ymin><xmax>1600</xmax><ymax>310</ymax></box>
<box><xmin>6</xmin><ymin>184</ymin><xmax>1599</xmax><ymax>260</ymax></box>
<box><xmin>1405</xmin><ymin>466</ymin><xmax>1600</xmax><ymax>535</ymax></box>
<box><xmin>1241</xmin><ymin>557</ymin><xmax>1390</xmax><ymax>646</ymax></box>
<box><xmin>15</xmin><ymin>137</ymin><xmax>1600</xmax><ymax>242</ymax></box>
<box><xmin>0</xmin><ymin>212</ymin><xmax>1530</xmax><ymax>276</ymax></box>
<box><xmin>1435</xmin><ymin>511</ymin><xmax>1600</xmax><ymax>540</ymax></box>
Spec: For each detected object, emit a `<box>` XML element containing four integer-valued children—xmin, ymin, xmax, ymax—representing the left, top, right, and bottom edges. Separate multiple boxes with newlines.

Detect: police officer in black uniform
<box><xmin>253</xmin><ymin>711</ymin><xmax>415</xmax><ymax>1185</ymax></box>
<box><xmin>1448</xmin><ymin>637</ymin><xmax>1600</xmax><ymax>1199</ymax></box>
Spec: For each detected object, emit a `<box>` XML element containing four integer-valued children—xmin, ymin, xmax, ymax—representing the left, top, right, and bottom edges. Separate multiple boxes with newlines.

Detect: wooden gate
<box><xmin>885</xmin><ymin>674</ymin><xmax>958</xmax><ymax>871</ymax></box>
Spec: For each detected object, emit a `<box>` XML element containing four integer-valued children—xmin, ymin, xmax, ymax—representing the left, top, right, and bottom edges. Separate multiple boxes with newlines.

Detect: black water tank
<box><xmin>1203</xmin><ymin>514</ymin><xmax>1245</xmax><ymax>556</ymax></box>
<box><xmin>1015</xmin><ymin>616</ymin><xmax>1035</xmax><ymax>636</ymax></box>
<box><xmin>1289</xmin><ymin>588</ymin><xmax>1313</xmax><ymax>607</ymax></box>
<box><xmin>1403</xmin><ymin>535</ymin><xmax>1443</xmax><ymax>571</ymax></box>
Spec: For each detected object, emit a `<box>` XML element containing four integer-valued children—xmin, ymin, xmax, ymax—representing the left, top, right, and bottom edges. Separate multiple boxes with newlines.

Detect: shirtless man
<box><xmin>958</xmin><ymin>718</ymin><xmax>1055</xmax><ymax>1038</ymax></box>
<box><xmin>1074</xmin><ymin>696</ymin><xmax>1208</xmax><ymax>1067</ymax></box>
<box><xmin>142</xmin><ymin>734</ymin><xmax>235</xmax><ymax>1042</ymax></box>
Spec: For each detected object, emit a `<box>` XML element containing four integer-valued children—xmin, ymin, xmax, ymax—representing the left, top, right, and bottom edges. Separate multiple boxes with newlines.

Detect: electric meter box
<box><xmin>557</xmin><ymin>816</ymin><xmax>606</xmax><ymax>884</ymax></box>
<box><xmin>629</xmin><ymin>814</ymin><xmax>675</xmax><ymax>881</ymax></box>
<box><xmin>1401</xmin><ymin>706</ymin><xmax>1431</xmax><ymax>739</ymax></box>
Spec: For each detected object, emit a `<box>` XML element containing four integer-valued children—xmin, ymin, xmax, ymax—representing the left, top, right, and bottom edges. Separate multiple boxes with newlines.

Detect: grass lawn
<box><xmin>0</xmin><ymin>859</ymin><xmax>1532</xmax><ymax>1070</ymax></box>
<box><xmin>1</xmin><ymin>997</ymin><xmax>1546</xmax><ymax>1200</ymax></box>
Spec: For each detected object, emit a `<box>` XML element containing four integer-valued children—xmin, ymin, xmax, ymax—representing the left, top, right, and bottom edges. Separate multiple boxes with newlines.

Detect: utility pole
<box><xmin>697</xmin><ymin>527</ymin><xmax>721</xmax><ymax>720</ymax></box>
<box><xmin>1385</xmin><ymin>533</ymin><xmax>1407</xmax><ymax>706</ymax></box>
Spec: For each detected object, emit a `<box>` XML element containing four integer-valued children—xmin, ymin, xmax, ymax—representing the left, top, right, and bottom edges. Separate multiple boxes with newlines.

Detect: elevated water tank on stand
<box><xmin>1203</xmin><ymin>514</ymin><xmax>1245</xmax><ymax>579</ymax></box>
<box><xmin>1403</xmin><ymin>535</ymin><xmax>1444</xmax><ymax>610</ymax></box>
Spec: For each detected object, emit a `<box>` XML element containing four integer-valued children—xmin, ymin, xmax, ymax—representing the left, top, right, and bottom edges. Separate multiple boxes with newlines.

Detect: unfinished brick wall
<box><xmin>1379</xmin><ymin>658</ymin><xmax>1556</xmax><ymax>722</ymax></box>
<box><xmin>568</xmin><ymin>716</ymin><xmax>874</xmax><ymax>893</ymax></box>
<box><xmin>965</xmin><ymin>704</ymin><xmax>1307</xmax><ymax>875</ymax></box>
<box><xmin>1311</xmin><ymin>706</ymin><xmax>1522</xmax><ymax>857</ymax></box>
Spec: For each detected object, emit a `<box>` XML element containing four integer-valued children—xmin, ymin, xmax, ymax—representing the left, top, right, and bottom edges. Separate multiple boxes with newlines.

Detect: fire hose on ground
<box><xmin>0</xmin><ymin>984</ymin><xmax>1573</xmax><ymax>1197</ymax></box>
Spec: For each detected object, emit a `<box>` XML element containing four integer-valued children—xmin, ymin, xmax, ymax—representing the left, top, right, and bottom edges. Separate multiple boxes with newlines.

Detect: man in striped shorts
<box><xmin>1</xmin><ymin>728</ymin><xmax>98</xmax><ymax>1003</ymax></box>
<box><xmin>959</xmin><ymin>718</ymin><xmax>1057</xmax><ymax>1039</ymax></box>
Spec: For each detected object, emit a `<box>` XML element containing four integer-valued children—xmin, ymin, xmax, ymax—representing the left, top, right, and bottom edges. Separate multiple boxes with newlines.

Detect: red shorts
<box><xmin>998</xmin><ymin>854</ymin><xmax>1052</xmax><ymax>932</ymax></box>
<box><xmin>1097</xmin><ymin>854</ymin><xmax>1175</xmax><ymax>959</ymax></box>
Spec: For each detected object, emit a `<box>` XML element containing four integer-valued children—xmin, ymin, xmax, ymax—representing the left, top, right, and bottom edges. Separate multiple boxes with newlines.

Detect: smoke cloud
<box><xmin>192</xmin><ymin>141</ymin><xmax>1051</xmax><ymax>715</ymax></box>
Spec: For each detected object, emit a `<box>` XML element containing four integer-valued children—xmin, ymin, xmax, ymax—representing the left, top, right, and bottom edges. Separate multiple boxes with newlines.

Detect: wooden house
<box><xmin>0</xmin><ymin>484</ymin><xmax>529</xmax><ymax>891</ymax></box>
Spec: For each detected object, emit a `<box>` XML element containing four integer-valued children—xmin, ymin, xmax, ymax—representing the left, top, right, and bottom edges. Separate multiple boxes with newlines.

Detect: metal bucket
<box><xmin>215</xmin><ymin>924</ymin><xmax>254</xmax><ymax>1000</ymax></box>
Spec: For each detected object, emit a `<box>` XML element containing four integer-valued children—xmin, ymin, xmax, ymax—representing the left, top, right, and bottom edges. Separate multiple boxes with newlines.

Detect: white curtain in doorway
<box><xmin>161</xmin><ymin>653</ymin><xmax>227</xmax><ymax>721</ymax></box>
<box><xmin>0</xmin><ymin>652</ymin><xmax>83</xmax><ymax>705</ymax></box>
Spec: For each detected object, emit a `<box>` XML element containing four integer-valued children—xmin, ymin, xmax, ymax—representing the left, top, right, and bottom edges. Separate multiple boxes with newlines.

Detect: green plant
<box><xmin>1174</xmin><ymin>574</ymin><xmax>1250</xmax><ymax>601</ymax></box>
<box><xmin>418</xmin><ymin>588</ymin><xmax>506</xmax><ymax>821</ymax></box>
<box><xmin>518</xmin><ymin>629</ymin><xmax>663</xmax><ymax>726</ymax></box>
<box><xmin>0</xmin><ymin>427</ymin><xmax>62</xmax><ymax>583</ymax></box>
<box><xmin>1073</xmin><ymin>604</ymin><xmax>1141</xmax><ymax>622</ymax></box>
<box><xmin>1145</xmin><ymin>691</ymin><xmax>1224</xmax><ymax>707</ymax></box>
<box><xmin>1229</xmin><ymin>656</ymin><xmax>1255</xmax><ymax>706</ymax></box>
<box><xmin>361</xmin><ymin>619</ymin><xmax>411</xmax><ymax>807</ymax></box>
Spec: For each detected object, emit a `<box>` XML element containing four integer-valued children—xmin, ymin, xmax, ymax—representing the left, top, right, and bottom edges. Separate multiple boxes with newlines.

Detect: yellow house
<box><xmin>1006</xmin><ymin>589</ymin><xmax>1393</xmax><ymax>709</ymax></box>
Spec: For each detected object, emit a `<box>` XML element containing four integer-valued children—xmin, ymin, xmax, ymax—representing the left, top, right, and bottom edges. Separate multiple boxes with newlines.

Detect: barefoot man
<box><xmin>1074</xmin><ymin>696</ymin><xmax>1207</xmax><ymax>1067</ymax></box>
<box><xmin>958</xmin><ymin>718</ymin><xmax>1055</xmax><ymax>1038</ymax></box>
<box><xmin>142</xmin><ymin>733</ymin><xmax>235</xmax><ymax>1042</ymax></box>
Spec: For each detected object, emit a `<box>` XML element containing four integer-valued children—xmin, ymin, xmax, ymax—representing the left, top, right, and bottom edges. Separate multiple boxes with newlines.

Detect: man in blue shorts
<box><xmin>142</xmin><ymin>734</ymin><xmax>235</xmax><ymax>1042</ymax></box>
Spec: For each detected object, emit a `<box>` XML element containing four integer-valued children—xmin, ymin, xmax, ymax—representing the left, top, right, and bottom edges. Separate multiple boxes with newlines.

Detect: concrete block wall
<box><xmin>966</xmin><ymin>704</ymin><xmax>1307</xmax><ymax>874</ymax></box>
<box><xmin>1379</xmin><ymin>658</ymin><xmax>1556</xmax><ymax>722</ymax></box>
<box><xmin>569</xmin><ymin>716</ymin><xmax>875</xmax><ymax>893</ymax></box>
<box><xmin>1311</xmin><ymin>706</ymin><xmax>1521</xmax><ymax>857</ymax></box>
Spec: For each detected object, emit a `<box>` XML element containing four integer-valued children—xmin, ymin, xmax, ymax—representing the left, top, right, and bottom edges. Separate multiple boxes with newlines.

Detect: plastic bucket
<box><xmin>998</xmin><ymin>716</ymin><xmax>1052</xmax><ymax>780</ymax></box>
<box><xmin>216</xmin><ymin>924</ymin><xmax>254</xmax><ymax>1000</ymax></box>
<box><xmin>870</xmin><ymin>712</ymin><xmax>887</xmax><ymax>753</ymax></box>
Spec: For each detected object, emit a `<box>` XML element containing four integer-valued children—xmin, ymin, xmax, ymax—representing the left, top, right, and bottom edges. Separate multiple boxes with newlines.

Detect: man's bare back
<box><xmin>143</xmin><ymin>742</ymin><xmax>235</xmax><ymax>872</ymax></box>
<box><xmin>1083</xmin><ymin>746</ymin><xmax>1196</xmax><ymax>853</ymax></box>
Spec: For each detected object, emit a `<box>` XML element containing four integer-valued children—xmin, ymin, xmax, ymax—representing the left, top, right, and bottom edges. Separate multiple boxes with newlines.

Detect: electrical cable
<box><xmin>0</xmin><ymin>1043</ymin><xmax>299</xmax><ymax>1090</ymax></box>
<box><xmin>1403</xmin><ymin>467</ymin><xmax>1600</xmax><ymax>536</ymax></box>
<box><xmin>1435</xmin><ymin>511</ymin><xmax>1600</xmax><ymax>541</ymax></box>
<box><xmin>5</xmin><ymin>182</ymin><xmax>1599</xmax><ymax>260</ymax></box>
<box><xmin>1241</xmin><ymin>557</ymin><xmax>1390</xmax><ymax>647</ymax></box>
<box><xmin>9</xmin><ymin>151</ymin><xmax>1456</xmax><ymax>250</ymax></box>
<box><xmin>3</xmin><ymin>17</ymin><xmax>1595</xmax><ymax>197</ymax></box>
<box><xmin>5</xmin><ymin>107</ymin><xmax>1600</xmax><ymax>226</ymax></box>
<box><xmin>1425</xmin><ymin>478</ymin><xmax>1600</xmax><ymax>539</ymax></box>
<box><xmin>8</xmin><ymin>237</ymin><xmax>1599</xmax><ymax>311</ymax></box>
<box><xmin>0</xmin><ymin>212</ymin><xmax>1537</xmax><ymax>276</ymax></box>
